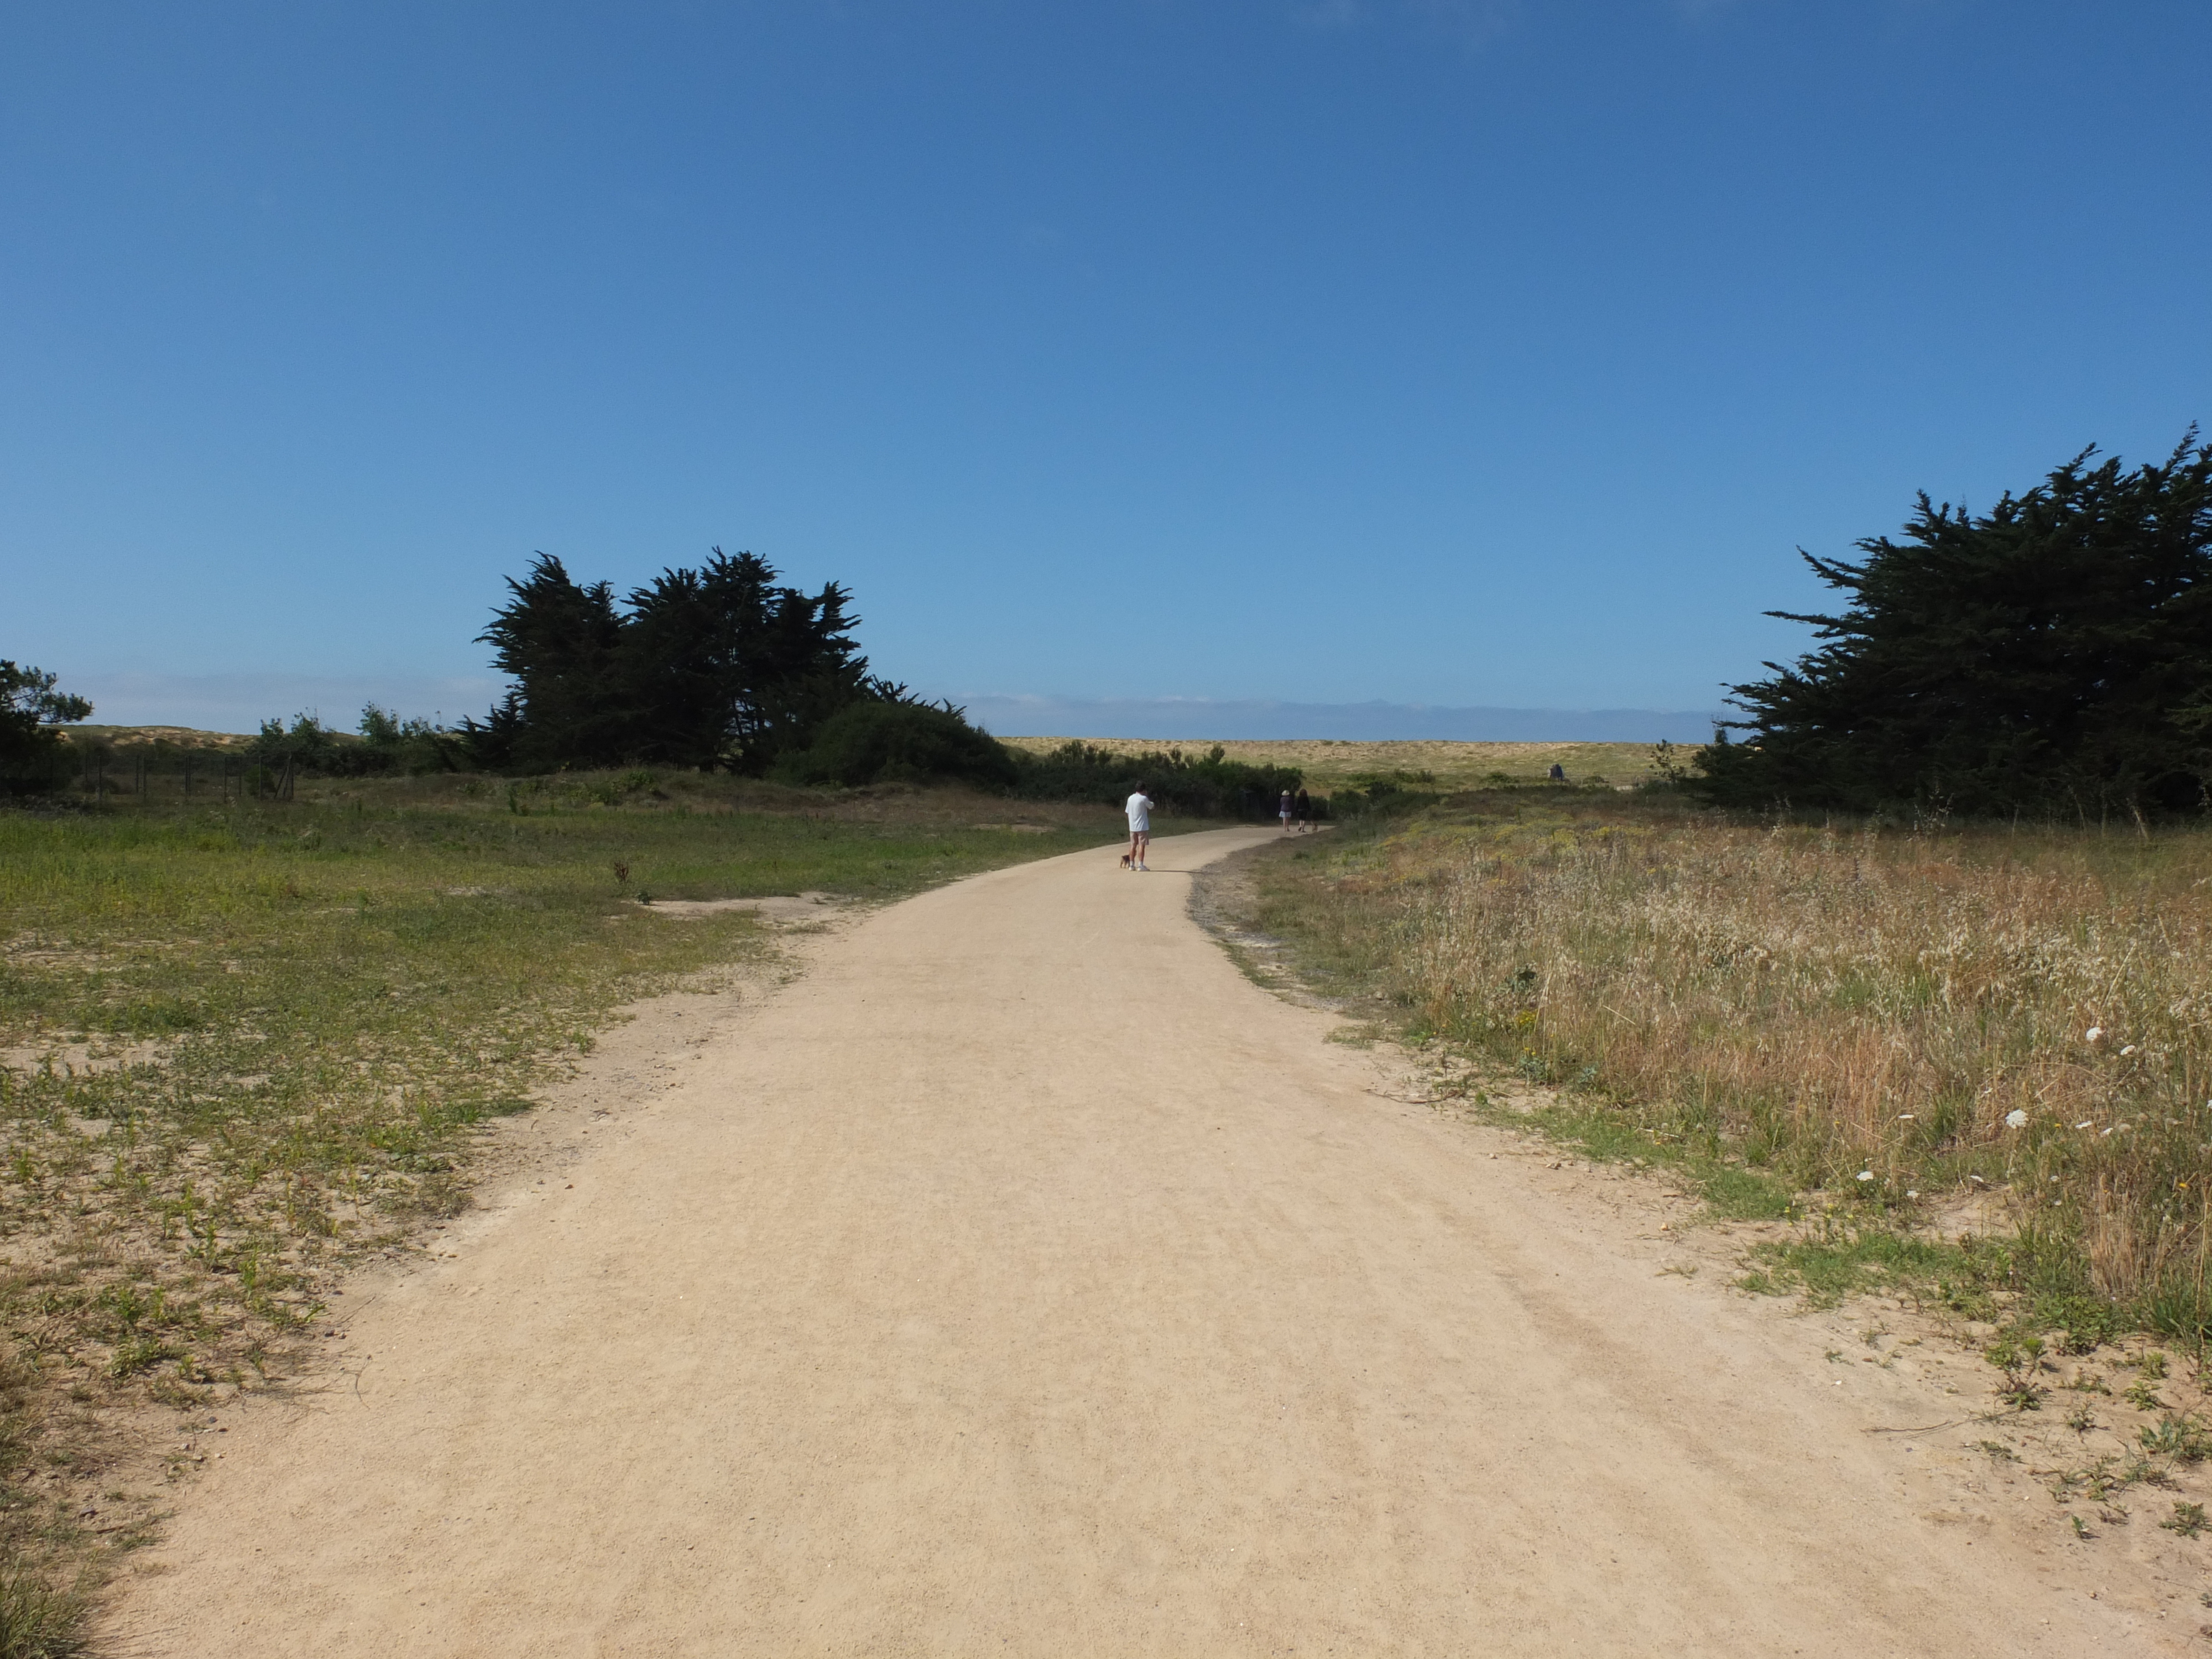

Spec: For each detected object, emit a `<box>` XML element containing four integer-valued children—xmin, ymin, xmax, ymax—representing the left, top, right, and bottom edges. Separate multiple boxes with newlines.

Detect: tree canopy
<box><xmin>0</xmin><ymin>661</ymin><xmax>92</xmax><ymax>793</ymax></box>
<box><xmin>247</xmin><ymin>706</ymin><xmax>460</xmax><ymax>777</ymax></box>
<box><xmin>1695</xmin><ymin>431</ymin><xmax>2212</xmax><ymax>816</ymax></box>
<box><xmin>466</xmin><ymin>549</ymin><xmax>885</xmax><ymax>774</ymax></box>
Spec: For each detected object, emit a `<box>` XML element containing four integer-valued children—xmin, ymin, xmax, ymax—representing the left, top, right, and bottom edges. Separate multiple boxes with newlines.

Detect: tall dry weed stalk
<box><xmin>1286</xmin><ymin>799</ymin><xmax>2212</xmax><ymax>1305</ymax></box>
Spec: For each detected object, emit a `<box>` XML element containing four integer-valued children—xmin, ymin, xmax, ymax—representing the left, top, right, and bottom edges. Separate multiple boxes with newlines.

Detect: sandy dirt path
<box><xmin>122</xmin><ymin>828</ymin><xmax>2158</xmax><ymax>1656</ymax></box>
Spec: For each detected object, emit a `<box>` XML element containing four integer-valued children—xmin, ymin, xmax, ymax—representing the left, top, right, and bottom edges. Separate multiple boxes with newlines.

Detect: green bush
<box><xmin>1010</xmin><ymin>741</ymin><xmax>1314</xmax><ymax>820</ymax></box>
<box><xmin>245</xmin><ymin>708</ymin><xmax>462</xmax><ymax>780</ymax></box>
<box><xmin>771</xmin><ymin>701</ymin><xmax>1019</xmax><ymax>790</ymax></box>
<box><xmin>1328</xmin><ymin>776</ymin><xmax>1434</xmax><ymax>818</ymax></box>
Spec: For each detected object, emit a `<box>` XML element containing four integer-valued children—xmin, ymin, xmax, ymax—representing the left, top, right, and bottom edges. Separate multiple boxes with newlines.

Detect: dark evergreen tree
<box><xmin>469</xmin><ymin>555</ymin><xmax>628</xmax><ymax>771</ymax></box>
<box><xmin>0</xmin><ymin>661</ymin><xmax>92</xmax><ymax>793</ymax></box>
<box><xmin>464</xmin><ymin>548</ymin><xmax>890</xmax><ymax>775</ymax></box>
<box><xmin>1695</xmin><ymin>432</ymin><xmax>2212</xmax><ymax>816</ymax></box>
<box><xmin>617</xmin><ymin>550</ymin><xmax>874</xmax><ymax>773</ymax></box>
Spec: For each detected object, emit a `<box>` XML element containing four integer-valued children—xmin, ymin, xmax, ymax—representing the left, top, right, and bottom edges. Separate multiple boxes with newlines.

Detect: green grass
<box><xmin>1452</xmin><ymin>1088</ymin><xmax>1799</xmax><ymax>1224</ymax></box>
<box><xmin>1735</xmin><ymin>1224</ymin><xmax>1976</xmax><ymax>1308</ymax></box>
<box><xmin>0</xmin><ymin>1569</ymin><xmax>93</xmax><ymax>1659</ymax></box>
<box><xmin>0</xmin><ymin>766</ymin><xmax>1121</xmax><ymax>1642</ymax></box>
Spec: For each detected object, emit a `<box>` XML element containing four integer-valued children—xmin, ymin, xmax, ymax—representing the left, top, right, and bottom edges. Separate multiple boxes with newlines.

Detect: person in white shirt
<box><xmin>1123</xmin><ymin>785</ymin><xmax>1154</xmax><ymax>871</ymax></box>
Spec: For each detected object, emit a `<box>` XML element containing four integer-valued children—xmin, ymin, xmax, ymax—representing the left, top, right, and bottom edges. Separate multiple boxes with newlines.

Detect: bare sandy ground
<box><xmin>118</xmin><ymin>828</ymin><xmax>2169</xmax><ymax>1656</ymax></box>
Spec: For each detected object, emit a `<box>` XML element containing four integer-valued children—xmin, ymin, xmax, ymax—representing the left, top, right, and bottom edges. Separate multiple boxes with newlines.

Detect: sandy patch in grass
<box><xmin>633</xmin><ymin>890</ymin><xmax>848</xmax><ymax>923</ymax></box>
<box><xmin>0</xmin><ymin>1037</ymin><xmax>178</xmax><ymax>1077</ymax></box>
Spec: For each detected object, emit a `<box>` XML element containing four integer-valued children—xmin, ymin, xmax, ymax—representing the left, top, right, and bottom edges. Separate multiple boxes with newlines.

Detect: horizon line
<box><xmin>58</xmin><ymin>671</ymin><xmax>1728</xmax><ymax>744</ymax></box>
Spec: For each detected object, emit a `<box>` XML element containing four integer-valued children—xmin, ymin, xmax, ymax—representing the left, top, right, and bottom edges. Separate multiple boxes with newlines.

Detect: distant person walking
<box><xmin>1293</xmin><ymin>787</ymin><xmax>1311</xmax><ymax>831</ymax></box>
<box><xmin>1279</xmin><ymin>788</ymin><xmax>1295</xmax><ymax>832</ymax></box>
<box><xmin>1124</xmin><ymin>785</ymin><xmax>1154</xmax><ymax>872</ymax></box>
<box><xmin>1548</xmin><ymin>763</ymin><xmax>1566</xmax><ymax>782</ymax></box>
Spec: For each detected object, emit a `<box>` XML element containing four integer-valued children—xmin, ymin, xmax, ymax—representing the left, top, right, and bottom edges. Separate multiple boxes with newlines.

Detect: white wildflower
<box><xmin>2005</xmin><ymin>1109</ymin><xmax>2030</xmax><ymax>1129</ymax></box>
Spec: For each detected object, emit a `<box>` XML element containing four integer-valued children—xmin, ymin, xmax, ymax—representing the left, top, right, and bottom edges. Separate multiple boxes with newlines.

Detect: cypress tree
<box><xmin>466</xmin><ymin>549</ymin><xmax>880</xmax><ymax>774</ymax></box>
<box><xmin>618</xmin><ymin>549</ymin><xmax>874</xmax><ymax>773</ymax></box>
<box><xmin>1695</xmin><ymin>431</ymin><xmax>2212</xmax><ymax>816</ymax></box>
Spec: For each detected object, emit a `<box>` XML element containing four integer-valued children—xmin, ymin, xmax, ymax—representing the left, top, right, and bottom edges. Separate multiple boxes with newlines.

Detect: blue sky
<box><xmin>4</xmin><ymin>2</ymin><xmax>2207</xmax><ymax>735</ymax></box>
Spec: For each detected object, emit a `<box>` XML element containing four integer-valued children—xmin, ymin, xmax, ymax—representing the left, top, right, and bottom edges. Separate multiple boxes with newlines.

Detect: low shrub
<box><xmin>1011</xmin><ymin>740</ymin><xmax>1314</xmax><ymax>820</ymax></box>
<box><xmin>771</xmin><ymin>701</ymin><xmax>1020</xmax><ymax>789</ymax></box>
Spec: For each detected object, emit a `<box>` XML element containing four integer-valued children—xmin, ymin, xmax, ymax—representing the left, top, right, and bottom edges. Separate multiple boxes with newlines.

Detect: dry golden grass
<box><xmin>997</xmin><ymin>736</ymin><xmax>1662</xmax><ymax>791</ymax></box>
<box><xmin>1255</xmin><ymin>791</ymin><xmax>2212</xmax><ymax>1322</ymax></box>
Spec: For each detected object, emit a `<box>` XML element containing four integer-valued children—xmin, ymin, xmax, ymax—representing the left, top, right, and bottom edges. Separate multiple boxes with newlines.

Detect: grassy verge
<box><xmin>0</xmin><ymin>768</ymin><xmax>1119</xmax><ymax>1641</ymax></box>
<box><xmin>1243</xmin><ymin>792</ymin><xmax>2212</xmax><ymax>1352</ymax></box>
